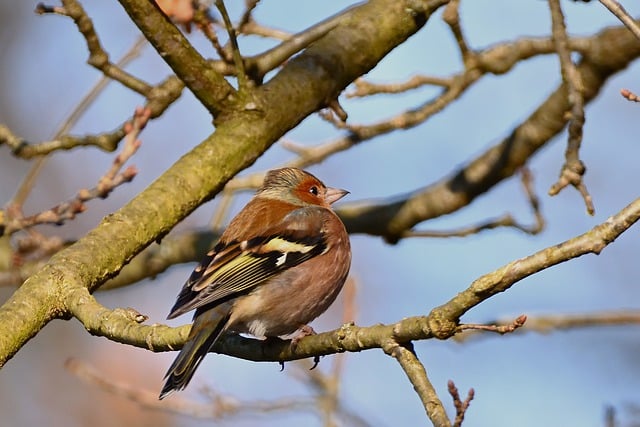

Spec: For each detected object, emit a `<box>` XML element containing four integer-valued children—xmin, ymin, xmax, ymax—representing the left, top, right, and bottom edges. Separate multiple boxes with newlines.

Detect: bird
<box><xmin>159</xmin><ymin>167</ymin><xmax>351</xmax><ymax>399</ymax></box>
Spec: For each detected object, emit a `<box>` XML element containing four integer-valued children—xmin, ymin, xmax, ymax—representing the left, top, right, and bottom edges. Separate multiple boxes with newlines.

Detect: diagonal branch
<box><xmin>598</xmin><ymin>0</ymin><xmax>640</xmax><ymax>40</ymax></box>
<box><xmin>62</xmin><ymin>195</ymin><xmax>640</xmax><ymax>364</ymax></box>
<box><xmin>428</xmin><ymin>196</ymin><xmax>640</xmax><ymax>335</ymax></box>
<box><xmin>337</xmin><ymin>23</ymin><xmax>640</xmax><ymax>242</ymax></box>
<box><xmin>0</xmin><ymin>0</ymin><xmax>448</xmax><ymax>368</ymax></box>
<box><xmin>117</xmin><ymin>0</ymin><xmax>235</xmax><ymax>116</ymax></box>
<box><xmin>37</xmin><ymin>1</ymin><xmax>153</xmax><ymax>96</ymax></box>
<box><xmin>383</xmin><ymin>340</ymin><xmax>451</xmax><ymax>427</ymax></box>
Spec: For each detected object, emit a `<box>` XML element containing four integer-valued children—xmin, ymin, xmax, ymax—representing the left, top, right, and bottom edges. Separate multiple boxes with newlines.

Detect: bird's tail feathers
<box><xmin>159</xmin><ymin>311</ymin><xmax>229</xmax><ymax>400</ymax></box>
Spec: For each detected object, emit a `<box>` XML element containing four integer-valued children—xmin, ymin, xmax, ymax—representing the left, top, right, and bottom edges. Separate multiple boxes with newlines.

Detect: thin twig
<box><xmin>621</xmin><ymin>88</ymin><xmax>640</xmax><ymax>102</ymax></box>
<box><xmin>348</xmin><ymin>75</ymin><xmax>452</xmax><ymax>97</ymax></box>
<box><xmin>238</xmin><ymin>0</ymin><xmax>260</xmax><ymax>29</ymax></box>
<box><xmin>1</xmin><ymin>108</ymin><xmax>150</xmax><ymax>236</ymax></box>
<box><xmin>547</xmin><ymin>0</ymin><xmax>593</xmax><ymax>215</ymax></box>
<box><xmin>448</xmin><ymin>380</ymin><xmax>474</xmax><ymax>427</ymax></box>
<box><xmin>66</xmin><ymin>358</ymin><xmax>315</xmax><ymax>420</ymax></box>
<box><xmin>4</xmin><ymin>35</ymin><xmax>147</xmax><ymax>220</ymax></box>
<box><xmin>402</xmin><ymin>168</ymin><xmax>544</xmax><ymax>238</ymax></box>
<box><xmin>238</xmin><ymin>3</ymin><xmax>350</xmax><ymax>81</ymax></box>
<box><xmin>429</xmin><ymin>197</ymin><xmax>640</xmax><ymax>334</ymax></box>
<box><xmin>192</xmin><ymin>6</ymin><xmax>231</xmax><ymax>62</ymax></box>
<box><xmin>454</xmin><ymin>310</ymin><xmax>640</xmax><ymax>343</ymax></box>
<box><xmin>519</xmin><ymin>167</ymin><xmax>545</xmax><ymax>234</ymax></box>
<box><xmin>215</xmin><ymin>0</ymin><xmax>248</xmax><ymax>89</ymax></box>
<box><xmin>238</xmin><ymin>18</ymin><xmax>292</xmax><ymax>40</ymax></box>
<box><xmin>457</xmin><ymin>314</ymin><xmax>527</xmax><ymax>335</ymax></box>
<box><xmin>442</xmin><ymin>0</ymin><xmax>474</xmax><ymax>65</ymax></box>
<box><xmin>39</xmin><ymin>0</ymin><xmax>153</xmax><ymax>96</ymax></box>
<box><xmin>598</xmin><ymin>0</ymin><xmax>640</xmax><ymax>41</ymax></box>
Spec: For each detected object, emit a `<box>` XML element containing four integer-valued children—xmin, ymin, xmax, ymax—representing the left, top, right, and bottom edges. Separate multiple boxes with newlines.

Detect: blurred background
<box><xmin>1</xmin><ymin>1</ymin><xmax>640</xmax><ymax>426</ymax></box>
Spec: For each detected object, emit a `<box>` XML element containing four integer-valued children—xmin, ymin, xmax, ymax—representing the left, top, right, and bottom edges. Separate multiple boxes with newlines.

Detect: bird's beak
<box><xmin>325</xmin><ymin>187</ymin><xmax>349</xmax><ymax>205</ymax></box>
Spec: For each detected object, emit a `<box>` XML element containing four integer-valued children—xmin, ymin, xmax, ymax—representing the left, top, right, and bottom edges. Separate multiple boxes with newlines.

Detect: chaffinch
<box><xmin>159</xmin><ymin>167</ymin><xmax>351</xmax><ymax>399</ymax></box>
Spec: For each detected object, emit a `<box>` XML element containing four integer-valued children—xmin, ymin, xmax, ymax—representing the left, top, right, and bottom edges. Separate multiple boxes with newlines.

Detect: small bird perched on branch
<box><xmin>160</xmin><ymin>167</ymin><xmax>351</xmax><ymax>399</ymax></box>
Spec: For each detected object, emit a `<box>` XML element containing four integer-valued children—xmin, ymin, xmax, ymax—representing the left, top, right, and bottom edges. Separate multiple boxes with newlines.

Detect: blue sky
<box><xmin>1</xmin><ymin>1</ymin><xmax>640</xmax><ymax>426</ymax></box>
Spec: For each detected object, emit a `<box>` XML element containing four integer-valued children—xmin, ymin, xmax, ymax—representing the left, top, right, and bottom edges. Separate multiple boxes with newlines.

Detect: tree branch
<box><xmin>337</xmin><ymin>23</ymin><xmax>640</xmax><ymax>241</ymax></box>
<box><xmin>383</xmin><ymin>340</ymin><xmax>451</xmax><ymax>427</ymax></box>
<box><xmin>116</xmin><ymin>0</ymin><xmax>235</xmax><ymax>117</ymax></box>
<box><xmin>547</xmin><ymin>0</ymin><xmax>592</xmax><ymax>214</ymax></box>
<box><xmin>59</xmin><ymin>194</ymin><xmax>640</xmax><ymax>361</ymax></box>
<box><xmin>0</xmin><ymin>0</ymin><xmax>448</xmax><ymax>368</ymax></box>
<box><xmin>428</xmin><ymin>196</ymin><xmax>640</xmax><ymax>335</ymax></box>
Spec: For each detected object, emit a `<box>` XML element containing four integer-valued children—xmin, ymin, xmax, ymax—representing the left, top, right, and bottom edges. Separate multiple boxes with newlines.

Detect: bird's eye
<box><xmin>309</xmin><ymin>186</ymin><xmax>319</xmax><ymax>196</ymax></box>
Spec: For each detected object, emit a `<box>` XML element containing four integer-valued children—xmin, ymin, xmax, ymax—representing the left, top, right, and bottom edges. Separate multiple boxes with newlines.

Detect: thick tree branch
<box><xmin>116</xmin><ymin>0</ymin><xmax>235</xmax><ymax>117</ymax></box>
<box><xmin>0</xmin><ymin>0</ymin><xmax>447</xmax><ymax>367</ymax></box>
<box><xmin>337</xmin><ymin>23</ymin><xmax>640</xmax><ymax>241</ymax></box>
<box><xmin>0</xmin><ymin>230</ymin><xmax>219</xmax><ymax>289</ymax></box>
<box><xmin>58</xmin><ymin>194</ymin><xmax>640</xmax><ymax>362</ymax></box>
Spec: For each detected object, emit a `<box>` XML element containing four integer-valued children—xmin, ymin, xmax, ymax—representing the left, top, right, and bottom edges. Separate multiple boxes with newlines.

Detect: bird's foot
<box><xmin>290</xmin><ymin>325</ymin><xmax>316</xmax><ymax>352</ymax></box>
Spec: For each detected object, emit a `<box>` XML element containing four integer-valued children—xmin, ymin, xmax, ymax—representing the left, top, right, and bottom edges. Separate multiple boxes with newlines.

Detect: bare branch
<box><xmin>38</xmin><ymin>0</ymin><xmax>153</xmax><ymax>96</ymax></box>
<box><xmin>403</xmin><ymin>168</ymin><xmax>544</xmax><ymax>239</ymax></box>
<box><xmin>428</xmin><ymin>196</ymin><xmax>640</xmax><ymax>334</ymax></box>
<box><xmin>238</xmin><ymin>0</ymin><xmax>260</xmax><ymax>29</ymax></box>
<box><xmin>240</xmin><ymin>5</ymin><xmax>348</xmax><ymax>82</ymax></box>
<box><xmin>215</xmin><ymin>0</ymin><xmax>249</xmax><ymax>89</ymax></box>
<box><xmin>455</xmin><ymin>310</ymin><xmax>640</xmax><ymax>344</ymax></box>
<box><xmin>348</xmin><ymin>75</ymin><xmax>452</xmax><ymax>97</ymax></box>
<box><xmin>457</xmin><ymin>314</ymin><xmax>527</xmax><ymax>335</ymax></box>
<box><xmin>442</xmin><ymin>0</ymin><xmax>473</xmax><ymax>65</ymax></box>
<box><xmin>547</xmin><ymin>0</ymin><xmax>592</xmax><ymax>214</ymax></box>
<box><xmin>239</xmin><ymin>19</ymin><xmax>292</xmax><ymax>40</ymax></box>
<box><xmin>0</xmin><ymin>125</ymin><xmax>127</xmax><ymax>158</ymax></box>
<box><xmin>598</xmin><ymin>0</ymin><xmax>640</xmax><ymax>40</ymax></box>
<box><xmin>192</xmin><ymin>7</ymin><xmax>231</xmax><ymax>62</ymax></box>
<box><xmin>63</xmin><ymin>193</ymin><xmax>640</xmax><ymax>366</ymax></box>
<box><xmin>383</xmin><ymin>340</ymin><xmax>451</xmax><ymax>427</ymax></box>
<box><xmin>1</xmin><ymin>70</ymin><xmax>182</xmax><ymax>163</ymax></box>
<box><xmin>448</xmin><ymin>380</ymin><xmax>474</xmax><ymax>427</ymax></box>
<box><xmin>1</xmin><ymin>108</ymin><xmax>149</xmax><ymax>236</ymax></box>
<box><xmin>66</xmin><ymin>358</ymin><xmax>314</xmax><ymax>420</ymax></box>
<box><xmin>337</xmin><ymin>24</ymin><xmax>640</xmax><ymax>241</ymax></box>
<box><xmin>117</xmin><ymin>0</ymin><xmax>235</xmax><ymax>116</ymax></box>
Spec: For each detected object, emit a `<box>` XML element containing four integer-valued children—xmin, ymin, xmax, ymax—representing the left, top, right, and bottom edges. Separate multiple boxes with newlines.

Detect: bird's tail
<box><xmin>159</xmin><ymin>308</ymin><xmax>229</xmax><ymax>399</ymax></box>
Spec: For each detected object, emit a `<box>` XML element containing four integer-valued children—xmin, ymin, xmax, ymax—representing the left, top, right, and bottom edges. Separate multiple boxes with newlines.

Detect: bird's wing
<box><xmin>167</xmin><ymin>207</ymin><xmax>329</xmax><ymax>319</ymax></box>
